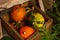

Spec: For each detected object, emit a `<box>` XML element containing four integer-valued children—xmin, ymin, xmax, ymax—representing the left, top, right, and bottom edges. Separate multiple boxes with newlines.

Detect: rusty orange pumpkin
<box><xmin>11</xmin><ymin>5</ymin><xmax>26</xmax><ymax>22</ymax></box>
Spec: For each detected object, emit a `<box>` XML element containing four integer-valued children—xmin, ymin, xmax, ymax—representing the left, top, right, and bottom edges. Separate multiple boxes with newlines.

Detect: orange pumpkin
<box><xmin>19</xmin><ymin>26</ymin><xmax>34</xmax><ymax>39</ymax></box>
<box><xmin>11</xmin><ymin>5</ymin><xmax>26</xmax><ymax>22</ymax></box>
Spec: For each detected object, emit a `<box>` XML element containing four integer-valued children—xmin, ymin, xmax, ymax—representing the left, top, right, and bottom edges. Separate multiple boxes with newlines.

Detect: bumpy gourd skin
<box><xmin>30</xmin><ymin>13</ymin><xmax>45</xmax><ymax>28</ymax></box>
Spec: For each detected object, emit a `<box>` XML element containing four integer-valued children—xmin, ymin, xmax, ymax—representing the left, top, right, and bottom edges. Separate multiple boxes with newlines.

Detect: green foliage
<box><xmin>38</xmin><ymin>26</ymin><xmax>60</xmax><ymax>40</ymax></box>
<box><xmin>39</xmin><ymin>0</ymin><xmax>60</xmax><ymax>40</ymax></box>
<box><xmin>1</xmin><ymin>36</ymin><xmax>14</xmax><ymax>40</ymax></box>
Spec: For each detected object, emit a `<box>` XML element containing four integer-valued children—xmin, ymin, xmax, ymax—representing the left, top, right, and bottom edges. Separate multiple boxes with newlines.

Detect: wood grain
<box><xmin>0</xmin><ymin>19</ymin><xmax>3</xmax><ymax>39</ymax></box>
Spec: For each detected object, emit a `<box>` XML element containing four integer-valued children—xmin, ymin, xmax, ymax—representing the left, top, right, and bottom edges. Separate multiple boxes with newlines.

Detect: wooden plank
<box><xmin>0</xmin><ymin>19</ymin><xmax>3</xmax><ymax>39</ymax></box>
<box><xmin>38</xmin><ymin>0</ymin><xmax>45</xmax><ymax>12</ymax></box>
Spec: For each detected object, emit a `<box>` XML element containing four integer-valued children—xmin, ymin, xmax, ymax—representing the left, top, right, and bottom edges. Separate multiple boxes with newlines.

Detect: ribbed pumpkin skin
<box><xmin>11</xmin><ymin>5</ymin><xmax>26</xmax><ymax>22</ymax></box>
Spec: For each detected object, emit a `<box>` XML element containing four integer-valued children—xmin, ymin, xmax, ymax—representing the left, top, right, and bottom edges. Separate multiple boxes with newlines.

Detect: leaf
<box><xmin>1</xmin><ymin>36</ymin><xmax>14</xmax><ymax>40</ymax></box>
<box><xmin>53</xmin><ymin>3</ymin><xmax>57</xmax><ymax>8</ymax></box>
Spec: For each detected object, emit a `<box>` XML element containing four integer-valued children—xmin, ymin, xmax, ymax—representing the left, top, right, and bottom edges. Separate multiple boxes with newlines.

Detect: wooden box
<box><xmin>0</xmin><ymin>1</ymin><xmax>53</xmax><ymax>40</ymax></box>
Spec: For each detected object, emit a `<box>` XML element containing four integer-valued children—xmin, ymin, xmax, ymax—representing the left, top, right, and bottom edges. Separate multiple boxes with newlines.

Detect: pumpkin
<box><xmin>30</xmin><ymin>13</ymin><xmax>45</xmax><ymax>28</ymax></box>
<box><xmin>11</xmin><ymin>5</ymin><xmax>26</xmax><ymax>22</ymax></box>
<box><xmin>19</xmin><ymin>26</ymin><xmax>34</xmax><ymax>39</ymax></box>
